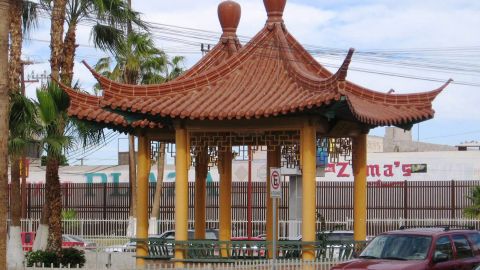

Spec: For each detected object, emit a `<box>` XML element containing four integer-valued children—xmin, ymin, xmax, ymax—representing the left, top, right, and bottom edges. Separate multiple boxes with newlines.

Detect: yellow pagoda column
<box><xmin>194</xmin><ymin>149</ymin><xmax>208</xmax><ymax>239</ymax></box>
<box><xmin>219</xmin><ymin>147</ymin><xmax>232</xmax><ymax>257</ymax></box>
<box><xmin>136</xmin><ymin>135</ymin><xmax>151</xmax><ymax>268</ymax></box>
<box><xmin>353</xmin><ymin>133</ymin><xmax>367</xmax><ymax>241</ymax></box>
<box><xmin>174</xmin><ymin>126</ymin><xmax>189</xmax><ymax>266</ymax></box>
<box><xmin>301</xmin><ymin>120</ymin><xmax>316</xmax><ymax>260</ymax></box>
<box><xmin>266</xmin><ymin>145</ymin><xmax>281</xmax><ymax>258</ymax></box>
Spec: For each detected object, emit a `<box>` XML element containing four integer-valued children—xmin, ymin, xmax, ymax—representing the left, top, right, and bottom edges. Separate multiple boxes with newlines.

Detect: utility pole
<box><xmin>201</xmin><ymin>43</ymin><xmax>211</xmax><ymax>56</ymax></box>
<box><xmin>126</xmin><ymin>0</ymin><xmax>137</xmax><ymax>232</ymax></box>
<box><xmin>21</xmin><ymin>60</ymin><xmax>38</xmax><ymax>94</ymax></box>
<box><xmin>20</xmin><ymin>60</ymin><xmax>37</xmax><ymax>219</ymax></box>
<box><xmin>27</xmin><ymin>70</ymin><xmax>48</xmax><ymax>85</ymax></box>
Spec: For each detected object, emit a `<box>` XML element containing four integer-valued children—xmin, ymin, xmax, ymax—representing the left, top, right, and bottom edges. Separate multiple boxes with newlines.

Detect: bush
<box><xmin>26</xmin><ymin>248</ymin><xmax>86</xmax><ymax>268</ymax></box>
<box><xmin>25</xmin><ymin>250</ymin><xmax>59</xmax><ymax>267</ymax></box>
<box><xmin>60</xmin><ymin>248</ymin><xmax>86</xmax><ymax>268</ymax></box>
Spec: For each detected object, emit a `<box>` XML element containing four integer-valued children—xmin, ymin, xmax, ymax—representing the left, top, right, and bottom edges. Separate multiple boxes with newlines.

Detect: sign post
<box><xmin>270</xmin><ymin>167</ymin><xmax>281</xmax><ymax>270</ymax></box>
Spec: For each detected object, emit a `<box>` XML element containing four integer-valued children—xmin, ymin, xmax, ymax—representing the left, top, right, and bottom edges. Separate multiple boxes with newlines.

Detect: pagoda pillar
<box><xmin>219</xmin><ymin>147</ymin><xmax>232</xmax><ymax>257</ymax></box>
<box><xmin>174</xmin><ymin>127</ymin><xmax>189</xmax><ymax>267</ymax></box>
<box><xmin>353</xmin><ymin>133</ymin><xmax>367</xmax><ymax>241</ymax></box>
<box><xmin>194</xmin><ymin>149</ymin><xmax>208</xmax><ymax>239</ymax></box>
<box><xmin>301</xmin><ymin>120</ymin><xmax>316</xmax><ymax>260</ymax></box>
<box><xmin>266</xmin><ymin>145</ymin><xmax>281</xmax><ymax>258</ymax></box>
<box><xmin>135</xmin><ymin>135</ymin><xmax>151</xmax><ymax>268</ymax></box>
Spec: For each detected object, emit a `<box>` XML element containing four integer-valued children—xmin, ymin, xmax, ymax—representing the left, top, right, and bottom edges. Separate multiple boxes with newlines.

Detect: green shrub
<box><xmin>25</xmin><ymin>250</ymin><xmax>59</xmax><ymax>267</ymax></box>
<box><xmin>60</xmin><ymin>248</ymin><xmax>86</xmax><ymax>268</ymax></box>
<box><xmin>26</xmin><ymin>248</ymin><xmax>86</xmax><ymax>268</ymax></box>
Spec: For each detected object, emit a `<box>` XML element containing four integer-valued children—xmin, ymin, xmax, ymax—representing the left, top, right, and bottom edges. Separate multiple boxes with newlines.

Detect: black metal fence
<box><xmin>18</xmin><ymin>180</ymin><xmax>479</xmax><ymax>221</ymax></box>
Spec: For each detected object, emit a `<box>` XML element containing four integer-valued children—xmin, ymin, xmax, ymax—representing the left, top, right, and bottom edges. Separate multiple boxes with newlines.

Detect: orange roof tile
<box><xmin>56</xmin><ymin>79</ymin><xmax>162</xmax><ymax>132</ymax></box>
<box><xmin>60</xmin><ymin>0</ymin><xmax>450</xmax><ymax>130</ymax></box>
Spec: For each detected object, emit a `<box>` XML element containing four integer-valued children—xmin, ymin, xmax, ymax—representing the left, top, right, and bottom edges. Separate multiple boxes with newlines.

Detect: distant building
<box><xmin>456</xmin><ymin>141</ymin><xmax>480</xmax><ymax>151</ymax></box>
<box><xmin>380</xmin><ymin>127</ymin><xmax>455</xmax><ymax>152</ymax></box>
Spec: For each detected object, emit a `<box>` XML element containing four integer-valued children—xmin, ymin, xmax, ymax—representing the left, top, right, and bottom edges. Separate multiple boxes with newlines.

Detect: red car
<box><xmin>331</xmin><ymin>227</ymin><xmax>480</xmax><ymax>270</ymax></box>
<box><xmin>21</xmin><ymin>232</ymin><xmax>96</xmax><ymax>251</ymax></box>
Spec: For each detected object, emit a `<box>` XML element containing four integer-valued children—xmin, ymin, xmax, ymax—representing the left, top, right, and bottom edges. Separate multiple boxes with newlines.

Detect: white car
<box><xmin>105</xmin><ymin>241</ymin><xmax>136</xmax><ymax>253</ymax></box>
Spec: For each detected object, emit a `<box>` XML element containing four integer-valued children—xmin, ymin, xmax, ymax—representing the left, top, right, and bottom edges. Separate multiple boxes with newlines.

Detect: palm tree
<box><xmin>8</xmin><ymin>0</ymin><xmax>22</xmax><ymax>93</ymax></box>
<box><xmin>0</xmin><ymin>0</ymin><xmax>10</xmax><ymax>268</ymax></box>
<box><xmin>63</xmin><ymin>0</ymin><xmax>146</xmax><ymax>86</ymax></box>
<box><xmin>464</xmin><ymin>186</ymin><xmax>480</xmax><ymax>218</ymax></box>
<box><xmin>49</xmin><ymin>0</ymin><xmax>68</xmax><ymax>81</ymax></box>
<box><xmin>38</xmin><ymin>0</ymin><xmax>146</xmax><ymax>86</ymax></box>
<box><xmin>94</xmin><ymin>32</ymin><xmax>167</xmax><ymax>235</ymax></box>
<box><xmin>106</xmin><ymin>32</ymin><xmax>168</xmax><ymax>84</ymax></box>
<box><xmin>36</xmin><ymin>82</ymin><xmax>104</xmax><ymax>252</ymax></box>
<box><xmin>7</xmin><ymin>93</ymin><xmax>39</xmax><ymax>266</ymax></box>
<box><xmin>93</xmin><ymin>32</ymin><xmax>184</xmax><ymax>233</ymax></box>
<box><xmin>34</xmin><ymin>0</ymin><xmax>145</xmax><ymax>251</ymax></box>
<box><xmin>150</xmin><ymin>56</ymin><xmax>184</xmax><ymax>220</ymax></box>
<box><xmin>7</xmin><ymin>2</ymin><xmax>38</xmax><ymax>264</ymax></box>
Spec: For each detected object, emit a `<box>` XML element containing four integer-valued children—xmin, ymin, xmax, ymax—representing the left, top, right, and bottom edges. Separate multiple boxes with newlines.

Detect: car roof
<box><xmin>324</xmin><ymin>230</ymin><xmax>354</xmax><ymax>234</ymax></box>
<box><xmin>382</xmin><ymin>228</ymin><xmax>478</xmax><ymax>237</ymax></box>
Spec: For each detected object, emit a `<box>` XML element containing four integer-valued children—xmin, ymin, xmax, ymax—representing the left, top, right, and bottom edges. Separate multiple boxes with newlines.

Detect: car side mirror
<box><xmin>433</xmin><ymin>253</ymin><xmax>449</xmax><ymax>263</ymax></box>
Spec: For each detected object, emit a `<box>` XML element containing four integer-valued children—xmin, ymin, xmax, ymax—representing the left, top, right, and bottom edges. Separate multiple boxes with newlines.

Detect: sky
<box><xmin>22</xmin><ymin>0</ymin><xmax>480</xmax><ymax>165</ymax></box>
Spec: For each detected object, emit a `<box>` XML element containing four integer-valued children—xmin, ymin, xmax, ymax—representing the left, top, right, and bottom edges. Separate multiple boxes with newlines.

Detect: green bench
<box><xmin>132</xmin><ymin>238</ymin><xmax>172</xmax><ymax>260</ymax></box>
<box><xmin>133</xmin><ymin>239</ymin><xmax>367</xmax><ymax>262</ymax></box>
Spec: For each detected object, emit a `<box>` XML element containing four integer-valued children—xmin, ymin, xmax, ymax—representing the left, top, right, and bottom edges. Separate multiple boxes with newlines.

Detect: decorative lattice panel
<box><xmin>327</xmin><ymin>138</ymin><xmax>352</xmax><ymax>164</ymax></box>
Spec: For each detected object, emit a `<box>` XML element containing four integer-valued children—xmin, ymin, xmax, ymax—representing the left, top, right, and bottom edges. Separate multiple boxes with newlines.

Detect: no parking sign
<box><xmin>270</xmin><ymin>167</ymin><xmax>282</xmax><ymax>198</ymax></box>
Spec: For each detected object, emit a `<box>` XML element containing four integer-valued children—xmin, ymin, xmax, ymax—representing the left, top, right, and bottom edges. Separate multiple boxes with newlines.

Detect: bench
<box><xmin>133</xmin><ymin>239</ymin><xmax>367</xmax><ymax>262</ymax></box>
<box><xmin>132</xmin><ymin>238</ymin><xmax>172</xmax><ymax>260</ymax></box>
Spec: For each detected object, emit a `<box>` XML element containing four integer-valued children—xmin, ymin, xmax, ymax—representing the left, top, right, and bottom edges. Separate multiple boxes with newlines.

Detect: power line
<box><xmin>423</xmin><ymin>130</ymin><xmax>480</xmax><ymax>140</ymax></box>
<box><xmin>27</xmin><ymin>12</ymin><xmax>480</xmax><ymax>87</ymax></box>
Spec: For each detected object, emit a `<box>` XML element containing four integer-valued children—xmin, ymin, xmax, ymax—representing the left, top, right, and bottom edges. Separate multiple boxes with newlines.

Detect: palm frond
<box><xmin>71</xmin><ymin>119</ymin><xmax>105</xmax><ymax>148</ymax></box>
<box><xmin>48</xmin><ymin>82</ymin><xmax>70</xmax><ymax>112</ymax></box>
<box><xmin>36</xmin><ymin>89</ymin><xmax>58</xmax><ymax>125</ymax></box>
<box><xmin>91</xmin><ymin>23</ymin><xmax>124</xmax><ymax>53</ymax></box>
<box><xmin>22</xmin><ymin>1</ymin><xmax>39</xmax><ymax>35</ymax></box>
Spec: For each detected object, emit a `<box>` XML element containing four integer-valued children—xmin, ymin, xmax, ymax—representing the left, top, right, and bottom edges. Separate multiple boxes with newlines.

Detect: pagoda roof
<box><xmin>59</xmin><ymin>82</ymin><xmax>163</xmax><ymax>132</ymax></box>
<box><xmin>60</xmin><ymin>0</ymin><xmax>451</xmax><ymax>132</ymax></box>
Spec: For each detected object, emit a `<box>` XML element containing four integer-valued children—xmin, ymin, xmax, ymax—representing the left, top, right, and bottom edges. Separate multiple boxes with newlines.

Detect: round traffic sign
<box><xmin>271</xmin><ymin>171</ymin><xmax>280</xmax><ymax>189</ymax></box>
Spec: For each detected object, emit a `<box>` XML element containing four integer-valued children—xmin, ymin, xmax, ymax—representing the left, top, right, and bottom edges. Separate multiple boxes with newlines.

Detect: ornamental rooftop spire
<box><xmin>59</xmin><ymin>0</ymin><xmax>451</xmax><ymax>133</ymax></box>
<box><xmin>264</xmin><ymin>0</ymin><xmax>286</xmax><ymax>22</ymax></box>
<box><xmin>218</xmin><ymin>1</ymin><xmax>241</xmax><ymax>36</ymax></box>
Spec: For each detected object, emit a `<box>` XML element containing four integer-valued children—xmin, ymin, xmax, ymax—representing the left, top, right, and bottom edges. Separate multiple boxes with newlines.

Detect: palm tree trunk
<box><xmin>7</xmin><ymin>158</ymin><xmax>24</xmax><ymax>267</ymax></box>
<box><xmin>45</xmin><ymin>157</ymin><xmax>62</xmax><ymax>253</ymax></box>
<box><xmin>50</xmin><ymin>0</ymin><xmax>67</xmax><ymax>81</ymax></box>
<box><xmin>32</xmin><ymin>204</ymin><xmax>49</xmax><ymax>251</ymax></box>
<box><xmin>0</xmin><ymin>1</ymin><xmax>11</xmax><ymax>269</ymax></box>
<box><xmin>10</xmin><ymin>159</ymin><xmax>21</xmax><ymax>223</ymax></box>
<box><xmin>21</xmin><ymin>156</ymin><xmax>27</xmax><ymax>219</ymax></box>
<box><xmin>127</xmin><ymin>134</ymin><xmax>137</xmax><ymax>237</ymax></box>
<box><xmin>151</xmin><ymin>143</ymin><xmax>165</xmax><ymax>219</ymax></box>
<box><xmin>61</xmin><ymin>22</ymin><xmax>76</xmax><ymax>86</ymax></box>
<box><xmin>8</xmin><ymin>0</ymin><xmax>21</xmax><ymax>91</ymax></box>
<box><xmin>7</xmin><ymin>2</ymin><xmax>24</xmax><ymax>266</ymax></box>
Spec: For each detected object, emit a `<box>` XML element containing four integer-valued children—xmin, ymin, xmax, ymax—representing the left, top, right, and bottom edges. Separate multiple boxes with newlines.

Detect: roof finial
<box><xmin>264</xmin><ymin>0</ymin><xmax>286</xmax><ymax>22</ymax></box>
<box><xmin>218</xmin><ymin>1</ymin><xmax>241</xmax><ymax>36</ymax></box>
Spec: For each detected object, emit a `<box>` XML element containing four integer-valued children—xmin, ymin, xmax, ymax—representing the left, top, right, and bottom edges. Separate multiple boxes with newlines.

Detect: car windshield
<box><xmin>66</xmin><ymin>235</ymin><xmax>84</xmax><ymax>242</ymax></box>
<box><xmin>326</xmin><ymin>233</ymin><xmax>354</xmax><ymax>242</ymax></box>
<box><xmin>360</xmin><ymin>235</ymin><xmax>432</xmax><ymax>260</ymax></box>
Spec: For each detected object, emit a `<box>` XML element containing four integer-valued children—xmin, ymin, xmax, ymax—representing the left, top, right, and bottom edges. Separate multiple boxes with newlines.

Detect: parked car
<box><xmin>284</xmin><ymin>230</ymin><xmax>357</xmax><ymax>259</ymax></box>
<box><xmin>21</xmin><ymin>232</ymin><xmax>96</xmax><ymax>251</ymax></box>
<box><xmin>154</xmin><ymin>229</ymin><xmax>219</xmax><ymax>241</ymax></box>
<box><xmin>62</xmin><ymin>234</ymin><xmax>97</xmax><ymax>250</ymax></box>
<box><xmin>104</xmin><ymin>241</ymin><xmax>136</xmax><ymax>253</ymax></box>
<box><xmin>331</xmin><ymin>227</ymin><xmax>480</xmax><ymax>270</ymax></box>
